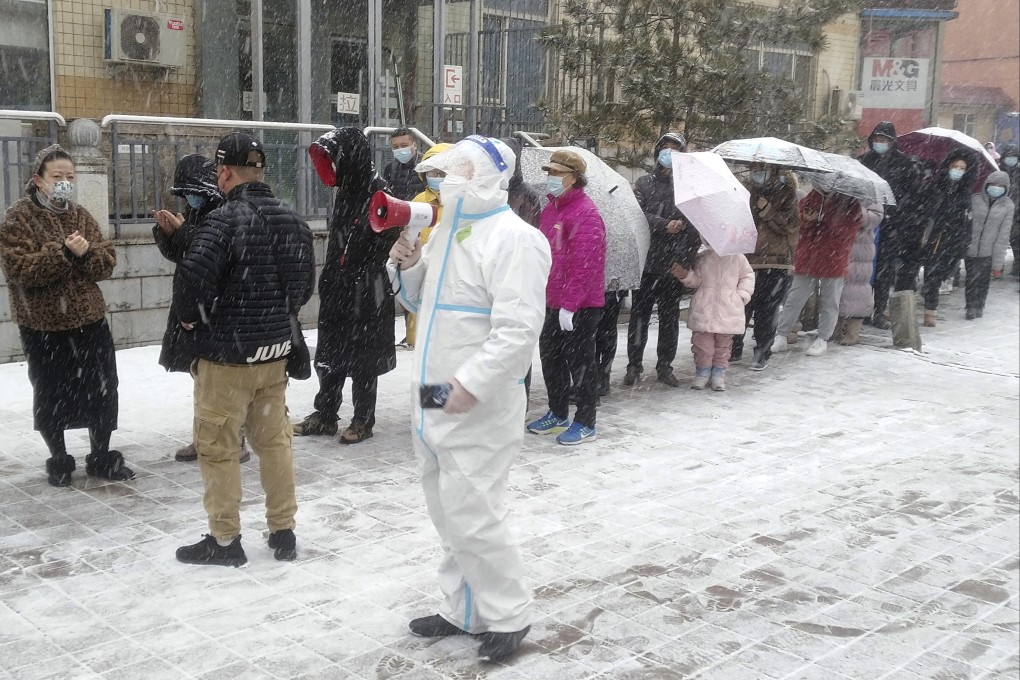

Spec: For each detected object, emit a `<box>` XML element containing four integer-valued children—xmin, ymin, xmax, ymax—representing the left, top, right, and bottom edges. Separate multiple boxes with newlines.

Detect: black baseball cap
<box><xmin>215</xmin><ymin>132</ymin><xmax>266</xmax><ymax>168</ymax></box>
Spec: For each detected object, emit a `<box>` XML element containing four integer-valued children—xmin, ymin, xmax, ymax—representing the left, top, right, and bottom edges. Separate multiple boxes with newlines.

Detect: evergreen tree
<box><xmin>538</xmin><ymin>0</ymin><xmax>862</xmax><ymax>166</ymax></box>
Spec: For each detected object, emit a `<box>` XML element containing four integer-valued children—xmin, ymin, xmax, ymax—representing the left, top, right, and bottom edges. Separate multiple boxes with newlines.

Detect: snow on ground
<box><xmin>0</xmin><ymin>279</ymin><xmax>1018</xmax><ymax>680</ymax></box>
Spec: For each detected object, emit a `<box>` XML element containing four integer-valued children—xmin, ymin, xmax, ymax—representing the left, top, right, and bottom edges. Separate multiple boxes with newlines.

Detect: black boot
<box><xmin>623</xmin><ymin>366</ymin><xmax>641</xmax><ymax>386</ymax></box>
<box><xmin>478</xmin><ymin>626</ymin><xmax>531</xmax><ymax>662</ymax></box>
<box><xmin>176</xmin><ymin>534</ymin><xmax>247</xmax><ymax>567</ymax></box>
<box><xmin>45</xmin><ymin>454</ymin><xmax>75</xmax><ymax>487</ymax></box>
<box><xmin>408</xmin><ymin>615</ymin><xmax>473</xmax><ymax>638</ymax></box>
<box><xmin>293</xmin><ymin>411</ymin><xmax>338</xmax><ymax>437</ymax></box>
<box><xmin>85</xmin><ymin>450</ymin><xmax>135</xmax><ymax>481</ymax></box>
<box><xmin>267</xmin><ymin>529</ymin><xmax>297</xmax><ymax>561</ymax></box>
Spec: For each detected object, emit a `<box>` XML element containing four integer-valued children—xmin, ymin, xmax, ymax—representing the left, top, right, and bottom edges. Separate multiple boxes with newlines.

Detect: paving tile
<box><xmin>0</xmin><ymin>282</ymin><xmax>1018</xmax><ymax>679</ymax></box>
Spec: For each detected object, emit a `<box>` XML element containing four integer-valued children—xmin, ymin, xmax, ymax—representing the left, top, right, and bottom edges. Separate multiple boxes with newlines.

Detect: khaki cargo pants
<box><xmin>192</xmin><ymin>358</ymin><xmax>296</xmax><ymax>542</ymax></box>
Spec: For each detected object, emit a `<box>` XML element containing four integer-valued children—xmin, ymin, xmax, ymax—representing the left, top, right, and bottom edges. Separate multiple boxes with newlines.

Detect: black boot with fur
<box><xmin>85</xmin><ymin>450</ymin><xmax>135</xmax><ymax>481</ymax></box>
<box><xmin>46</xmin><ymin>454</ymin><xmax>76</xmax><ymax>487</ymax></box>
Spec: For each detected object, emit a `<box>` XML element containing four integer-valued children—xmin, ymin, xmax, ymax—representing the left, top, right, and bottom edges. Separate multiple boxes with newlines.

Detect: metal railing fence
<box><xmin>100</xmin><ymin>115</ymin><xmax>336</xmax><ymax>238</ymax></box>
<box><xmin>0</xmin><ymin>110</ymin><xmax>66</xmax><ymax>217</ymax></box>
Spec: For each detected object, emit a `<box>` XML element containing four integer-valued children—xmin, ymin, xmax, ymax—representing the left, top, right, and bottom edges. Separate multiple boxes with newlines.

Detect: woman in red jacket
<box><xmin>772</xmin><ymin>188</ymin><xmax>864</xmax><ymax>358</ymax></box>
<box><xmin>527</xmin><ymin>149</ymin><xmax>607</xmax><ymax>445</ymax></box>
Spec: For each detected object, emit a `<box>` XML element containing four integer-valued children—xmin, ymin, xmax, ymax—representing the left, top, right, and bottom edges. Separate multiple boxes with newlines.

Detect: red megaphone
<box><xmin>369</xmin><ymin>191</ymin><xmax>438</xmax><ymax>244</ymax></box>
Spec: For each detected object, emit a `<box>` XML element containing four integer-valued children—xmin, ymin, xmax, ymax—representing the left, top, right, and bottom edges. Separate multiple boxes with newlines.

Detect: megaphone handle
<box><xmin>404</xmin><ymin>223</ymin><xmax>425</xmax><ymax>245</ymax></box>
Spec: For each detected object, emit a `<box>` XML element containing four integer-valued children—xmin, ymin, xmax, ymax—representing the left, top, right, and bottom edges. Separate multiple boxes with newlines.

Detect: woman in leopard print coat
<box><xmin>0</xmin><ymin>145</ymin><xmax>134</xmax><ymax>487</ymax></box>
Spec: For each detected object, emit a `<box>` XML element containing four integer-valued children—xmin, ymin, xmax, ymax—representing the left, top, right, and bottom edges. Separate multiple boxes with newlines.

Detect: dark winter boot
<box><xmin>965</xmin><ymin>308</ymin><xmax>976</xmax><ymax>320</ymax></box>
<box><xmin>656</xmin><ymin>369</ymin><xmax>681</xmax><ymax>387</ymax></box>
<box><xmin>175</xmin><ymin>534</ymin><xmax>247</xmax><ymax>567</ymax></box>
<box><xmin>292</xmin><ymin>411</ymin><xmax>338</xmax><ymax>437</ymax></box>
<box><xmin>478</xmin><ymin>626</ymin><xmax>531</xmax><ymax>662</ymax></box>
<box><xmin>174</xmin><ymin>443</ymin><xmax>198</xmax><ymax>462</ymax></box>
<box><xmin>46</xmin><ymin>454</ymin><xmax>76</xmax><ymax>487</ymax></box>
<box><xmin>339</xmin><ymin>419</ymin><xmax>373</xmax><ymax>444</ymax></box>
<box><xmin>623</xmin><ymin>366</ymin><xmax>641</xmax><ymax>386</ymax></box>
<box><xmin>267</xmin><ymin>529</ymin><xmax>297</xmax><ymax>561</ymax></box>
<box><xmin>85</xmin><ymin>450</ymin><xmax>135</xmax><ymax>481</ymax></box>
<box><xmin>408</xmin><ymin>615</ymin><xmax>473</xmax><ymax>638</ymax></box>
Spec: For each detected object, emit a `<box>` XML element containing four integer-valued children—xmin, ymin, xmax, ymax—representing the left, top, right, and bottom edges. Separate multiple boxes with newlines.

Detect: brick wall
<box><xmin>52</xmin><ymin>0</ymin><xmax>197</xmax><ymax>119</ymax></box>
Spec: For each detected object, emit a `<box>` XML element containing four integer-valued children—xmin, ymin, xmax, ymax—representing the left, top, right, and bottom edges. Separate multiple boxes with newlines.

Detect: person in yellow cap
<box><xmin>400</xmin><ymin>143</ymin><xmax>453</xmax><ymax>349</ymax></box>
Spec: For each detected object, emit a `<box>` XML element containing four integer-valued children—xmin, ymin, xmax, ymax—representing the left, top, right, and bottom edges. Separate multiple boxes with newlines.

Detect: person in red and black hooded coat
<box><xmin>294</xmin><ymin>127</ymin><xmax>399</xmax><ymax>444</ymax></box>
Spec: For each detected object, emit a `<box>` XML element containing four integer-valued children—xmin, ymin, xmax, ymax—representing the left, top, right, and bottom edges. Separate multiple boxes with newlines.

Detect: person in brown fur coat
<box><xmin>0</xmin><ymin>145</ymin><xmax>134</xmax><ymax>487</ymax></box>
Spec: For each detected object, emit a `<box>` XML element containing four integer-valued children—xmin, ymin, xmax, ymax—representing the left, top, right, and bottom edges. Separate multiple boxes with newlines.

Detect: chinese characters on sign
<box><xmin>861</xmin><ymin>58</ymin><xmax>929</xmax><ymax>110</ymax></box>
<box><xmin>336</xmin><ymin>92</ymin><xmax>361</xmax><ymax>115</ymax></box>
<box><xmin>443</xmin><ymin>65</ymin><xmax>463</xmax><ymax>106</ymax></box>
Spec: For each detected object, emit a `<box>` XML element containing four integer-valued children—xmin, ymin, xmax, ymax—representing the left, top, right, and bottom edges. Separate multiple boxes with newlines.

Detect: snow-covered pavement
<box><xmin>1</xmin><ymin>279</ymin><xmax>1018</xmax><ymax>680</ymax></box>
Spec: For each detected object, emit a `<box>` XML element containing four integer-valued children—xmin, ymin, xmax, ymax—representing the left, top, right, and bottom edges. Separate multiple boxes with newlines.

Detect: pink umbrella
<box><xmin>896</xmin><ymin>127</ymin><xmax>999</xmax><ymax>192</ymax></box>
<box><xmin>672</xmin><ymin>151</ymin><xmax>757</xmax><ymax>256</ymax></box>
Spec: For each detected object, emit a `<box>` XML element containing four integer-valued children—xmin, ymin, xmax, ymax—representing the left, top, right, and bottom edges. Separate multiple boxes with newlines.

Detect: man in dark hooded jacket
<box><xmin>999</xmin><ymin>144</ymin><xmax>1020</xmax><ymax>275</ymax></box>
<box><xmin>624</xmin><ymin>132</ymin><xmax>700</xmax><ymax>387</ymax></box>
<box><xmin>294</xmin><ymin>127</ymin><xmax>399</xmax><ymax>444</ymax></box>
<box><xmin>857</xmin><ymin>121</ymin><xmax>920</xmax><ymax>327</ymax></box>
<box><xmin>153</xmin><ymin>154</ymin><xmax>252</xmax><ymax>464</ymax></box>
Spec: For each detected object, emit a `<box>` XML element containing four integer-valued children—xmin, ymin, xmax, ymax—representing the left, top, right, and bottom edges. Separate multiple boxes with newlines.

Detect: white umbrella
<box><xmin>711</xmin><ymin>136</ymin><xmax>837</xmax><ymax>173</ymax></box>
<box><xmin>521</xmin><ymin>146</ymin><xmax>649</xmax><ymax>291</ymax></box>
<box><xmin>896</xmin><ymin>126</ymin><xmax>999</xmax><ymax>191</ymax></box>
<box><xmin>672</xmin><ymin>151</ymin><xmax>757</xmax><ymax>256</ymax></box>
<box><xmin>799</xmin><ymin>153</ymin><xmax>897</xmax><ymax>206</ymax></box>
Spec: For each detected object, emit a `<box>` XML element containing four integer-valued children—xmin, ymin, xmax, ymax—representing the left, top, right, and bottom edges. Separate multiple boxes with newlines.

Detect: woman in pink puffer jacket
<box><xmin>672</xmin><ymin>241</ymin><xmax>755</xmax><ymax>391</ymax></box>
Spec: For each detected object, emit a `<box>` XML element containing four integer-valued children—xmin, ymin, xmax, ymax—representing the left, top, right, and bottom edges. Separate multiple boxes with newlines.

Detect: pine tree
<box><xmin>538</xmin><ymin>0</ymin><xmax>862</xmax><ymax>166</ymax></box>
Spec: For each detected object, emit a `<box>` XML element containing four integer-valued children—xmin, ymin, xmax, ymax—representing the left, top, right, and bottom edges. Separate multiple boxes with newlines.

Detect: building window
<box><xmin>953</xmin><ymin>112</ymin><xmax>976</xmax><ymax>137</ymax></box>
<box><xmin>0</xmin><ymin>0</ymin><xmax>52</xmax><ymax>110</ymax></box>
<box><xmin>743</xmin><ymin>43</ymin><xmax>814</xmax><ymax>101</ymax></box>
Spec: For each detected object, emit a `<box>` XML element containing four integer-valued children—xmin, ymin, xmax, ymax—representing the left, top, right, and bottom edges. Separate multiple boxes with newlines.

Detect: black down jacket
<box><xmin>154</xmin><ymin>154</ymin><xmax>222</xmax><ymax>372</ymax></box>
<box><xmin>173</xmin><ymin>181</ymin><xmax>315</xmax><ymax>366</ymax></box>
<box><xmin>914</xmin><ymin>148</ymin><xmax>978</xmax><ymax>271</ymax></box>
<box><xmin>311</xmin><ymin>127</ymin><xmax>399</xmax><ymax>376</ymax></box>
<box><xmin>633</xmin><ymin>134</ymin><xmax>700</xmax><ymax>277</ymax></box>
<box><xmin>857</xmin><ymin>121</ymin><xmax>920</xmax><ymax>220</ymax></box>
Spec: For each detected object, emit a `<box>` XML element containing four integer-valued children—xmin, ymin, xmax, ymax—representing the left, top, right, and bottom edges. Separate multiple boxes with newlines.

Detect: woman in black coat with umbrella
<box><xmin>294</xmin><ymin>127</ymin><xmax>399</xmax><ymax>443</ymax></box>
<box><xmin>899</xmin><ymin>148</ymin><xmax>977</xmax><ymax>327</ymax></box>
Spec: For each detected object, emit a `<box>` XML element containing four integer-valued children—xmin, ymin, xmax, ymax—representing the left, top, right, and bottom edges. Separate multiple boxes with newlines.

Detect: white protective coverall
<box><xmin>387</xmin><ymin>137</ymin><xmax>551</xmax><ymax>633</ymax></box>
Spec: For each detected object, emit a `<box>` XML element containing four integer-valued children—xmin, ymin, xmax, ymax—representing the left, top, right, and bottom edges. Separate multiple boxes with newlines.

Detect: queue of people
<box><xmin>1</xmin><ymin>123</ymin><xmax>1016</xmax><ymax>664</ymax></box>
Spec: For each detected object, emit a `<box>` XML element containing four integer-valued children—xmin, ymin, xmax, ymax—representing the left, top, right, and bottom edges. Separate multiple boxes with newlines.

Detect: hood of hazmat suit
<box><xmin>386</xmin><ymin>135</ymin><xmax>551</xmax><ymax>635</ymax></box>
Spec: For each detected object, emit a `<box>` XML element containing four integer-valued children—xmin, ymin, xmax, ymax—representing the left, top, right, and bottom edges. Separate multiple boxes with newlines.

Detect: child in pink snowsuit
<box><xmin>671</xmin><ymin>243</ymin><xmax>755</xmax><ymax>391</ymax></box>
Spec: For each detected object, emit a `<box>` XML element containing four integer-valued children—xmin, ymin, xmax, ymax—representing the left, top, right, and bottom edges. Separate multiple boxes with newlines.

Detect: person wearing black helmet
<box><xmin>624</xmin><ymin>132</ymin><xmax>700</xmax><ymax>387</ymax></box>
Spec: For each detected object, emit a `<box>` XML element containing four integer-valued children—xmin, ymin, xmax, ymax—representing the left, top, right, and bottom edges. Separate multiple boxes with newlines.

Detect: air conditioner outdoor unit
<box><xmin>104</xmin><ymin>8</ymin><xmax>186</xmax><ymax>68</ymax></box>
<box><xmin>827</xmin><ymin>87</ymin><xmax>863</xmax><ymax>120</ymax></box>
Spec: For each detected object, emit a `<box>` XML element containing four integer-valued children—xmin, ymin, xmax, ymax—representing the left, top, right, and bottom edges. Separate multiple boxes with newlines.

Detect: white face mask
<box><xmin>1004</xmin><ymin>156</ymin><xmax>1019</xmax><ymax>167</ymax></box>
<box><xmin>49</xmin><ymin>179</ymin><xmax>74</xmax><ymax>202</ymax></box>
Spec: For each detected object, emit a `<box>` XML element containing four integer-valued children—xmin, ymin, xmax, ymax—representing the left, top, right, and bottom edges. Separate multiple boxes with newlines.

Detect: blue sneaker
<box><xmin>556</xmin><ymin>422</ymin><xmax>597</xmax><ymax>446</ymax></box>
<box><xmin>527</xmin><ymin>411</ymin><xmax>569</xmax><ymax>435</ymax></box>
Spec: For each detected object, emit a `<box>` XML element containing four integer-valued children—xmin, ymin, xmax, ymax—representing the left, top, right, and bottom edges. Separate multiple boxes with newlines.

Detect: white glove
<box><xmin>558</xmin><ymin>308</ymin><xmax>575</xmax><ymax>332</ymax></box>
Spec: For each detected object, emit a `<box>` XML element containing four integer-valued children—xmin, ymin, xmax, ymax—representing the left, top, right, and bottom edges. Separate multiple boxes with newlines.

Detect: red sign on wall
<box><xmin>167</xmin><ymin>19</ymin><xmax>185</xmax><ymax>31</ymax></box>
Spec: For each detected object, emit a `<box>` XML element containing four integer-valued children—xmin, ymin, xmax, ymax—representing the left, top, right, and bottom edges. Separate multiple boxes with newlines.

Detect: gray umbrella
<box><xmin>521</xmin><ymin>146</ymin><xmax>649</xmax><ymax>291</ymax></box>
<box><xmin>799</xmin><ymin>152</ymin><xmax>896</xmax><ymax>206</ymax></box>
<box><xmin>711</xmin><ymin>136</ymin><xmax>837</xmax><ymax>173</ymax></box>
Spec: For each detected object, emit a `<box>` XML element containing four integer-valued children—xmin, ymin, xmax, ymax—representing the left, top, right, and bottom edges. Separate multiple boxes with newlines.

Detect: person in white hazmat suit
<box><xmin>386</xmin><ymin>136</ymin><xmax>552</xmax><ymax>663</ymax></box>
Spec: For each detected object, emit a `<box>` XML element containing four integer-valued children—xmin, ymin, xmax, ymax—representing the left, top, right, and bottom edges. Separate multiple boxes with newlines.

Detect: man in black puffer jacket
<box><xmin>173</xmin><ymin>132</ymin><xmax>315</xmax><ymax>568</ymax></box>
<box><xmin>857</xmin><ymin>121</ymin><xmax>920</xmax><ymax>327</ymax></box>
<box><xmin>624</xmin><ymin>132</ymin><xmax>701</xmax><ymax>387</ymax></box>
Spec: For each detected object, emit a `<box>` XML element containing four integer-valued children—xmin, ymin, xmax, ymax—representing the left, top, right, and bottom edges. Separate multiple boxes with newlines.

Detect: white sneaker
<box><xmin>772</xmin><ymin>335</ymin><xmax>790</xmax><ymax>352</ymax></box>
<box><xmin>939</xmin><ymin>280</ymin><xmax>953</xmax><ymax>295</ymax></box>
<box><xmin>805</xmin><ymin>337</ymin><xmax>828</xmax><ymax>356</ymax></box>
